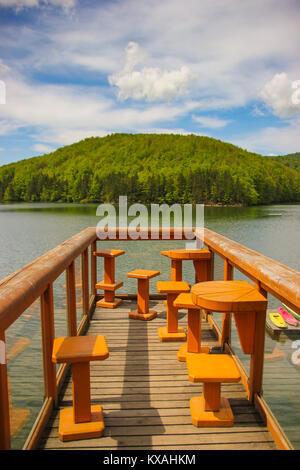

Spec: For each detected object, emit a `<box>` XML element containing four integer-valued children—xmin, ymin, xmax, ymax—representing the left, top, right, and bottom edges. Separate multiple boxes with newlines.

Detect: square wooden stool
<box><xmin>94</xmin><ymin>249</ymin><xmax>125</xmax><ymax>308</ymax></box>
<box><xmin>156</xmin><ymin>281</ymin><xmax>190</xmax><ymax>341</ymax></box>
<box><xmin>187</xmin><ymin>353</ymin><xmax>241</xmax><ymax>427</ymax></box>
<box><xmin>127</xmin><ymin>269</ymin><xmax>160</xmax><ymax>320</ymax></box>
<box><xmin>52</xmin><ymin>335</ymin><xmax>109</xmax><ymax>441</ymax></box>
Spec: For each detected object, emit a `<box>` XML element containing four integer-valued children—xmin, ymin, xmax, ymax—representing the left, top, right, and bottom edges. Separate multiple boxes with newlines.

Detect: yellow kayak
<box><xmin>269</xmin><ymin>313</ymin><xmax>287</xmax><ymax>328</ymax></box>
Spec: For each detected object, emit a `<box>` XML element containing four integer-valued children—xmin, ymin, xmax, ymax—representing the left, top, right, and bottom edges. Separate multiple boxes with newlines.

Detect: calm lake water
<box><xmin>1</xmin><ymin>202</ymin><xmax>300</xmax><ymax>449</ymax></box>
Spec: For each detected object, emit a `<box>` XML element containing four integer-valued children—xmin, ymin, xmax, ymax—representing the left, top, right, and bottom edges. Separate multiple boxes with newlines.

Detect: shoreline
<box><xmin>2</xmin><ymin>200</ymin><xmax>300</xmax><ymax>207</ymax></box>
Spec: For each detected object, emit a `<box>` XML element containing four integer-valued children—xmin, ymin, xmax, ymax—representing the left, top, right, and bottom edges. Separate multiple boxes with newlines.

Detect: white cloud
<box><xmin>251</xmin><ymin>105</ymin><xmax>265</xmax><ymax>117</ymax></box>
<box><xmin>259</xmin><ymin>73</ymin><xmax>300</xmax><ymax>118</ymax></box>
<box><xmin>192</xmin><ymin>114</ymin><xmax>231</xmax><ymax>129</ymax></box>
<box><xmin>232</xmin><ymin>118</ymin><xmax>300</xmax><ymax>155</ymax></box>
<box><xmin>0</xmin><ymin>74</ymin><xmax>201</xmax><ymax>147</ymax></box>
<box><xmin>108</xmin><ymin>42</ymin><xmax>195</xmax><ymax>102</ymax></box>
<box><xmin>0</xmin><ymin>0</ymin><xmax>300</xmax><ymax>162</ymax></box>
<box><xmin>0</xmin><ymin>0</ymin><xmax>76</xmax><ymax>13</ymax></box>
<box><xmin>34</xmin><ymin>129</ymin><xmax>110</xmax><ymax>146</ymax></box>
<box><xmin>33</xmin><ymin>143</ymin><xmax>55</xmax><ymax>154</ymax></box>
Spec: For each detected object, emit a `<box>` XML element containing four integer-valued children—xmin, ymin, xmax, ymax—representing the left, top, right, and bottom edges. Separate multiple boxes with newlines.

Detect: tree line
<box><xmin>0</xmin><ymin>133</ymin><xmax>300</xmax><ymax>206</ymax></box>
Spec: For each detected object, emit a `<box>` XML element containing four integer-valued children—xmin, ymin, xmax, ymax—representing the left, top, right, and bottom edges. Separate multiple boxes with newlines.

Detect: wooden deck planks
<box><xmin>39</xmin><ymin>300</ymin><xmax>277</xmax><ymax>450</ymax></box>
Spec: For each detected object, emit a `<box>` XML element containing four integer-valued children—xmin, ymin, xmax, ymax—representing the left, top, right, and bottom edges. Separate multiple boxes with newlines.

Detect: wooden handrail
<box><xmin>195</xmin><ymin>227</ymin><xmax>300</xmax><ymax>314</ymax></box>
<box><xmin>0</xmin><ymin>227</ymin><xmax>97</xmax><ymax>332</ymax></box>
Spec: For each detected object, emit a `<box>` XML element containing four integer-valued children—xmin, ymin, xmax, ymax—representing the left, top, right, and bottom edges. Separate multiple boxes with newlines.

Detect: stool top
<box><xmin>161</xmin><ymin>249</ymin><xmax>211</xmax><ymax>260</ymax></box>
<box><xmin>52</xmin><ymin>335</ymin><xmax>109</xmax><ymax>364</ymax></box>
<box><xmin>191</xmin><ymin>280</ymin><xmax>267</xmax><ymax>312</ymax></box>
<box><xmin>93</xmin><ymin>249</ymin><xmax>125</xmax><ymax>258</ymax></box>
<box><xmin>127</xmin><ymin>269</ymin><xmax>160</xmax><ymax>280</ymax></box>
<box><xmin>187</xmin><ymin>353</ymin><xmax>241</xmax><ymax>383</ymax></box>
<box><xmin>174</xmin><ymin>293</ymin><xmax>201</xmax><ymax>310</ymax></box>
<box><xmin>156</xmin><ymin>281</ymin><xmax>190</xmax><ymax>294</ymax></box>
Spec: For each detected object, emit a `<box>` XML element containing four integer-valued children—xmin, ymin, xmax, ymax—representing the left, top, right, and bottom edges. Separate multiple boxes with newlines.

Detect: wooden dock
<box><xmin>39</xmin><ymin>300</ymin><xmax>277</xmax><ymax>451</ymax></box>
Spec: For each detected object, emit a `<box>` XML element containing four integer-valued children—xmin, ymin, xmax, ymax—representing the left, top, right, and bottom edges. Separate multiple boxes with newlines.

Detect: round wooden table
<box><xmin>191</xmin><ymin>280</ymin><xmax>267</xmax><ymax>355</ymax></box>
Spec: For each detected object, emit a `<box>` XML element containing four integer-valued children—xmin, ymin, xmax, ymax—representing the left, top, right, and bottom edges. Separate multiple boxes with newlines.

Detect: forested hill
<box><xmin>1</xmin><ymin>133</ymin><xmax>300</xmax><ymax>206</ymax></box>
<box><xmin>269</xmin><ymin>153</ymin><xmax>300</xmax><ymax>173</ymax></box>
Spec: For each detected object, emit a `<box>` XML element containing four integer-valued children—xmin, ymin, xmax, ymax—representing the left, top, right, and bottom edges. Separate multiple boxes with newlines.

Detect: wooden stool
<box><xmin>156</xmin><ymin>281</ymin><xmax>190</xmax><ymax>341</ymax></box>
<box><xmin>174</xmin><ymin>293</ymin><xmax>210</xmax><ymax>361</ymax></box>
<box><xmin>187</xmin><ymin>353</ymin><xmax>241</xmax><ymax>427</ymax></box>
<box><xmin>127</xmin><ymin>269</ymin><xmax>160</xmax><ymax>320</ymax></box>
<box><xmin>52</xmin><ymin>335</ymin><xmax>109</xmax><ymax>441</ymax></box>
<box><xmin>94</xmin><ymin>249</ymin><xmax>125</xmax><ymax>308</ymax></box>
<box><xmin>161</xmin><ymin>249</ymin><xmax>211</xmax><ymax>282</ymax></box>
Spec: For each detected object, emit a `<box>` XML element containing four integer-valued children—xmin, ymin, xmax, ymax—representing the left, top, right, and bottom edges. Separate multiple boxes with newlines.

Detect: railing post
<box><xmin>207</xmin><ymin>249</ymin><xmax>214</xmax><ymax>281</ymax></box>
<box><xmin>248</xmin><ymin>280</ymin><xmax>267</xmax><ymax>403</ymax></box>
<box><xmin>0</xmin><ymin>330</ymin><xmax>11</xmax><ymax>449</ymax></box>
<box><xmin>81</xmin><ymin>249</ymin><xmax>89</xmax><ymax>317</ymax></box>
<box><xmin>66</xmin><ymin>262</ymin><xmax>77</xmax><ymax>336</ymax></box>
<box><xmin>203</xmin><ymin>249</ymin><xmax>214</xmax><ymax>321</ymax></box>
<box><xmin>221</xmin><ymin>259</ymin><xmax>233</xmax><ymax>349</ymax></box>
<box><xmin>91</xmin><ymin>241</ymin><xmax>97</xmax><ymax>297</ymax></box>
<box><xmin>40</xmin><ymin>284</ymin><xmax>57</xmax><ymax>406</ymax></box>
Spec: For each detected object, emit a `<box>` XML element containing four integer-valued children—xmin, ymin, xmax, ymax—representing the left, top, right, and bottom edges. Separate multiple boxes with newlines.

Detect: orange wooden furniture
<box><xmin>161</xmin><ymin>249</ymin><xmax>211</xmax><ymax>283</ymax></box>
<box><xmin>126</xmin><ymin>269</ymin><xmax>160</xmax><ymax>320</ymax></box>
<box><xmin>187</xmin><ymin>353</ymin><xmax>241</xmax><ymax>427</ymax></box>
<box><xmin>173</xmin><ymin>293</ymin><xmax>210</xmax><ymax>361</ymax></box>
<box><xmin>94</xmin><ymin>249</ymin><xmax>125</xmax><ymax>308</ymax></box>
<box><xmin>191</xmin><ymin>280</ymin><xmax>268</xmax><ymax>354</ymax></box>
<box><xmin>52</xmin><ymin>335</ymin><xmax>109</xmax><ymax>441</ymax></box>
<box><xmin>156</xmin><ymin>281</ymin><xmax>190</xmax><ymax>341</ymax></box>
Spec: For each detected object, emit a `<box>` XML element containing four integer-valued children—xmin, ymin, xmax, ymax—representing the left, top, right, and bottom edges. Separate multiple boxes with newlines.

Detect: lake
<box><xmin>1</xmin><ymin>202</ymin><xmax>300</xmax><ymax>449</ymax></box>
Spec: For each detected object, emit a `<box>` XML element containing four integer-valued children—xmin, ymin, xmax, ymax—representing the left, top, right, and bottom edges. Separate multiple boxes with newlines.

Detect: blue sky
<box><xmin>0</xmin><ymin>0</ymin><xmax>299</xmax><ymax>165</ymax></box>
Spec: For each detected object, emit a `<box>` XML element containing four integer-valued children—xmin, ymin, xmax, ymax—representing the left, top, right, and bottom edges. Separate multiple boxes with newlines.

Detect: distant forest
<box><xmin>269</xmin><ymin>153</ymin><xmax>300</xmax><ymax>173</ymax></box>
<box><xmin>0</xmin><ymin>133</ymin><xmax>300</xmax><ymax>206</ymax></box>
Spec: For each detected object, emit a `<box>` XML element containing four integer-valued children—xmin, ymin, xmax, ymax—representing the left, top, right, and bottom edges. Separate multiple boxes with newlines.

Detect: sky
<box><xmin>0</xmin><ymin>0</ymin><xmax>300</xmax><ymax>165</ymax></box>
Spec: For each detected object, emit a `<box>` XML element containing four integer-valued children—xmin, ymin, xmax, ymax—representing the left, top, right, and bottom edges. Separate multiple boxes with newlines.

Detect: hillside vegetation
<box><xmin>0</xmin><ymin>133</ymin><xmax>300</xmax><ymax>206</ymax></box>
<box><xmin>269</xmin><ymin>153</ymin><xmax>300</xmax><ymax>173</ymax></box>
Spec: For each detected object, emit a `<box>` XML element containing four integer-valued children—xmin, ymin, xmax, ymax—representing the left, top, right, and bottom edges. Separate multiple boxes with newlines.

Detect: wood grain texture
<box><xmin>39</xmin><ymin>300</ymin><xmax>277</xmax><ymax>450</ymax></box>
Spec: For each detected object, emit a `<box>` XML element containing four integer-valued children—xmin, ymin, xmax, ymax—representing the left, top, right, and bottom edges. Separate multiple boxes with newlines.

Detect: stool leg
<box><xmin>104</xmin><ymin>257</ymin><xmax>115</xmax><ymax>284</ymax></box>
<box><xmin>187</xmin><ymin>309</ymin><xmax>201</xmax><ymax>353</ymax></box>
<box><xmin>58</xmin><ymin>360</ymin><xmax>105</xmax><ymax>441</ymax></box>
<box><xmin>190</xmin><ymin>381</ymin><xmax>234</xmax><ymax>427</ymax></box>
<box><xmin>137</xmin><ymin>278</ymin><xmax>149</xmax><ymax>314</ymax></box>
<box><xmin>193</xmin><ymin>259</ymin><xmax>209</xmax><ymax>283</ymax></box>
<box><xmin>97</xmin><ymin>256</ymin><xmax>122</xmax><ymax>308</ymax></box>
<box><xmin>104</xmin><ymin>289</ymin><xmax>115</xmax><ymax>303</ymax></box>
<box><xmin>202</xmin><ymin>382</ymin><xmax>221</xmax><ymax>411</ymax></box>
<box><xmin>158</xmin><ymin>293</ymin><xmax>186</xmax><ymax>341</ymax></box>
<box><xmin>171</xmin><ymin>260</ymin><xmax>182</xmax><ymax>281</ymax></box>
<box><xmin>177</xmin><ymin>309</ymin><xmax>210</xmax><ymax>361</ymax></box>
<box><xmin>167</xmin><ymin>293</ymin><xmax>179</xmax><ymax>333</ymax></box>
<box><xmin>129</xmin><ymin>278</ymin><xmax>157</xmax><ymax>321</ymax></box>
<box><xmin>72</xmin><ymin>362</ymin><xmax>91</xmax><ymax>423</ymax></box>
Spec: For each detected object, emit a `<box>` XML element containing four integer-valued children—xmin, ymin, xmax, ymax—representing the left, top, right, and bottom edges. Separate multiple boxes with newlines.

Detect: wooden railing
<box><xmin>0</xmin><ymin>226</ymin><xmax>299</xmax><ymax>450</ymax></box>
<box><xmin>0</xmin><ymin>227</ymin><xmax>97</xmax><ymax>450</ymax></box>
<box><xmin>195</xmin><ymin>227</ymin><xmax>300</xmax><ymax>450</ymax></box>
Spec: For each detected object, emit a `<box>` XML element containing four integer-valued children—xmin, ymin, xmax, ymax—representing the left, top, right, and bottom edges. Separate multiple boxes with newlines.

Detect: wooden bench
<box><xmin>52</xmin><ymin>335</ymin><xmax>109</xmax><ymax>441</ymax></box>
<box><xmin>94</xmin><ymin>249</ymin><xmax>125</xmax><ymax>308</ymax></box>
<box><xmin>127</xmin><ymin>269</ymin><xmax>160</xmax><ymax>320</ymax></box>
<box><xmin>173</xmin><ymin>293</ymin><xmax>210</xmax><ymax>361</ymax></box>
<box><xmin>156</xmin><ymin>281</ymin><xmax>190</xmax><ymax>341</ymax></box>
<box><xmin>187</xmin><ymin>353</ymin><xmax>241</xmax><ymax>427</ymax></box>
